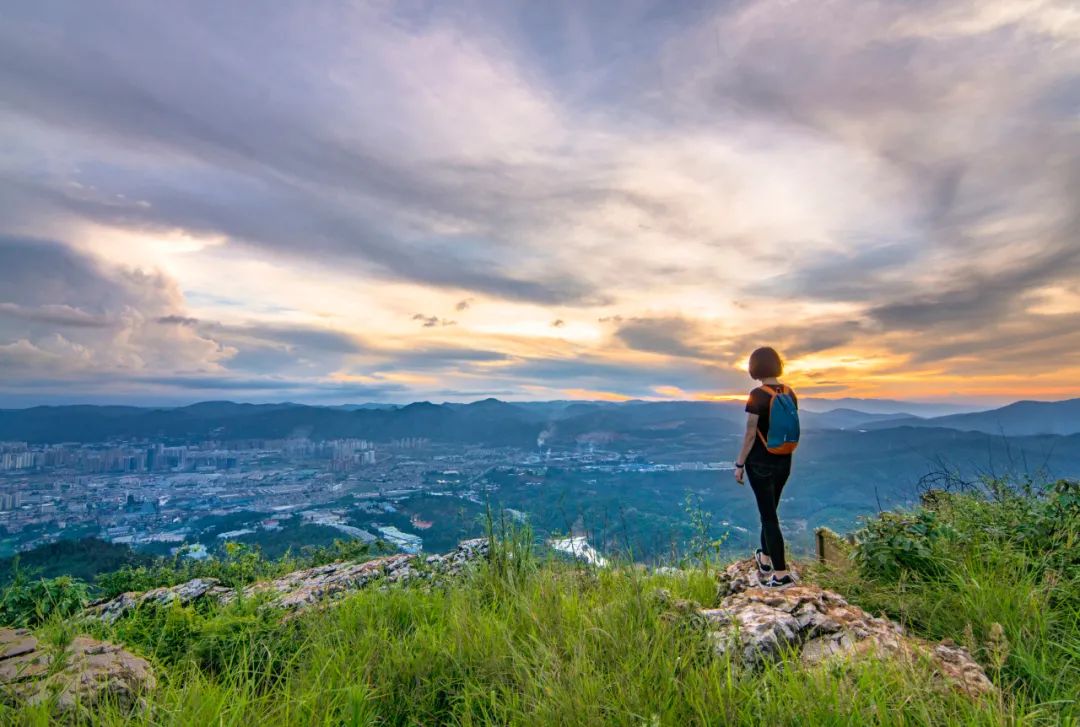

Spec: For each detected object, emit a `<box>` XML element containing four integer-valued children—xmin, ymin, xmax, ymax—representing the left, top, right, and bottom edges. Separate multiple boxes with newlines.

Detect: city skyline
<box><xmin>2</xmin><ymin>1</ymin><xmax>1079</xmax><ymax>407</ymax></box>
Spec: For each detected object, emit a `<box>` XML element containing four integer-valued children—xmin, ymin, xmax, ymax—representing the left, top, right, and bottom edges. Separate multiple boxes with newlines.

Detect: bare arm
<box><xmin>734</xmin><ymin>413</ymin><xmax>758</xmax><ymax>484</ymax></box>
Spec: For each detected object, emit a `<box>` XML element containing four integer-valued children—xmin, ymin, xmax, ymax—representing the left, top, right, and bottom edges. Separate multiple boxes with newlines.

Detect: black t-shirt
<box><xmin>745</xmin><ymin>383</ymin><xmax>797</xmax><ymax>465</ymax></box>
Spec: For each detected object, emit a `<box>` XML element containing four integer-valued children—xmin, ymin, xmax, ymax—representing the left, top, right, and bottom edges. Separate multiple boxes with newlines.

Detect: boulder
<box><xmin>701</xmin><ymin>559</ymin><xmax>995</xmax><ymax>698</ymax></box>
<box><xmin>0</xmin><ymin>628</ymin><xmax>155</xmax><ymax>713</ymax></box>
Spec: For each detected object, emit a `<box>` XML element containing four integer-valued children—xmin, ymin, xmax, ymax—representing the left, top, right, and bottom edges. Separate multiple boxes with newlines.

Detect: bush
<box><xmin>0</xmin><ymin>538</ymin><xmax>152</xmax><ymax>585</ymax></box>
<box><xmin>853</xmin><ymin>479</ymin><xmax>1080</xmax><ymax>583</ymax></box>
<box><xmin>0</xmin><ymin>573</ymin><xmax>89</xmax><ymax>627</ymax></box>
<box><xmin>853</xmin><ymin>507</ymin><xmax>957</xmax><ymax>581</ymax></box>
<box><xmin>817</xmin><ymin>477</ymin><xmax>1079</xmax><ymax>721</ymax></box>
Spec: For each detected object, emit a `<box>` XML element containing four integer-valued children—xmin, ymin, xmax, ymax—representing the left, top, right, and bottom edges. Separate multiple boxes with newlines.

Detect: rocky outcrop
<box><xmin>227</xmin><ymin>553</ymin><xmax>417</xmax><ymax>610</ymax></box>
<box><xmin>91</xmin><ymin>577</ymin><xmax>232</xmax><ymax>624</ymax></box>
<box><xmin>0</xmin><ymin>628</ymin><xmax>155</xmax><ymax>713</ymax></box>
<box><xmin>701</xmin><ymin>559</ymin><xmax>995</xmax><ymax>698</ymax></box>
<box><xmin>423</xmin><ymin>536</ymin><xmax>490</xmax><ymax>573</ymax></box>
<box><xmin>88</xmin><ymin>538</ymin><xmax>490</xmax><ymax>621</ymax></box>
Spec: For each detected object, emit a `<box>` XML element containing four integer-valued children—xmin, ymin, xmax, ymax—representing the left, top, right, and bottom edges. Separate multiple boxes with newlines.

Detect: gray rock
<box><xmin>0</xmin><ymin>628</ymin><xmax>155</xmax><ymax>714</ymax></box>
<box><xmin>87</xmin><ymin>538</ymin><xmax>491</xmax><ymax>620</ymax></box>
<box><xmin>702</xmin><ymin>558</ymin><xmax>995</xmax><ymax>698</ymax></box>
<box><xmin>88</xmin><ymin>577</ymin><xmax>228</xmax><ymax>623</ymax></box>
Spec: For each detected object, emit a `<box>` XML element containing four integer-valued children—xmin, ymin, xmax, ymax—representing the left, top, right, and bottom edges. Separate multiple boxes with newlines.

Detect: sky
<box><xmin>1</xmin><ymin>0</ymin><xmax>1078</xmax><ymax>408</ymax></box>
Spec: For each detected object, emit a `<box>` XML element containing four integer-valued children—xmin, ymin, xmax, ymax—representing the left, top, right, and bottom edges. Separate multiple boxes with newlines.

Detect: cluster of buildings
<box><xmin>0</xmin><ymin>434</ymin><xmax>716</xmax><ymax>559</ymax></box>
<box><xmin>0</xmin><ymin>438</ymin><xmax>384</xmax><ymax>551</ymax></box>
<box><xmin>0</xmin><ymin>437</ymin><xmax>538</xmax><ymax>556</ymax></box>
<box><xmin>0</xmin><ymin>439</ymin><xmax>383</xmax><ymax>476</ymax></box>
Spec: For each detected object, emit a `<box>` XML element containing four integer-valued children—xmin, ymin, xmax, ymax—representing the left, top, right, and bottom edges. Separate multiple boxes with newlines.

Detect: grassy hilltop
<box><xmin>1</xmin><ymin>479</ymin><xmax>1077</xmax><ymax>726</ymax></box>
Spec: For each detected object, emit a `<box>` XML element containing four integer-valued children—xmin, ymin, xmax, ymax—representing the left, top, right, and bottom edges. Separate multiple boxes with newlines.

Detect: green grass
<box><xmin>7</xmin><ymin>564</ymin><xmax>1011</xmax><ymax>726</ymax></box>
<box><xmin>814</xmin><ymin>480</ymin><xmax>1079</xmax><ymax>725</ymax></box>
<box><xmin>2</xmin><ymin>479</ymin><xmax>1077</xmax><ymax>725</ymax></box>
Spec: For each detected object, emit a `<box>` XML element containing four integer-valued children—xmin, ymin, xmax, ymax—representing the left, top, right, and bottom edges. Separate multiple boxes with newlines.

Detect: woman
<box><xmin>733</xmin><ymin>346</ymin><xmax>798</xmax><ymax>590</ymax></box>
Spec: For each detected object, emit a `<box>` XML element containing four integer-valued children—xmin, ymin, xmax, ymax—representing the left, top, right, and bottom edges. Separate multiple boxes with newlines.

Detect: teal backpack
<box><xmin>758</xmin><ymin>384</ymin><xmax>800</xmax><ymax>455</ymax></box>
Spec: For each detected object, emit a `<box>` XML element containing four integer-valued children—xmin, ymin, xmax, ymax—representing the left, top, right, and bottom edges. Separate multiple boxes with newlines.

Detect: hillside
<box><xmin>799</xmin><ymin>397</ymin><xmax>976</xmax><ymax>417</ymax></box>
<box><xmin>0</xmin><ymin>400</ymin><xmax>545</xmax><ymax>446</ymax></box>
<box><xmin>0</xmin><ymin>397</ymin><xmax>1070</xmax><ymax>445</ymax></box>
<box><xmin>0</xmin><ymin>479</ymin><xmax>1076</xmax><ymax>724</ymax></box>
<box><xmin>799</xmin><ymin>407</ymin><xmax>914</xmax><ymax>430</ymax></box>
<box><xmin>0</xmin><ymin>538</ymin><xmax>152</xmax><ymax>584</ymax></box>
<box><xmin>862</xmin><ymin>398</ymin><xmax>1080</xmax><ymax>436</ymax></box>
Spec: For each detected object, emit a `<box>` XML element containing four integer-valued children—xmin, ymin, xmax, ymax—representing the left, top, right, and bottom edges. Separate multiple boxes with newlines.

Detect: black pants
<box><xmin>747</xmin><ymin>458</ymin><xmax>791</xmax><ymax>571</ymax></box>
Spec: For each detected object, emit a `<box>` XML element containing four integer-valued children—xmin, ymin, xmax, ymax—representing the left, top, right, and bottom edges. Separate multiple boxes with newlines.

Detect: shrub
<box><xmin>853</xmin><ymin>507</ymin><xmax>958</xmax><ymax>581</ymax></box>
<box><xmin>818</xmin><ymin>477</ymin><xmax>1079</xmax><ymax>720</ymax></box>
<box><xmin>0</xmin><ymin>573</ymin><xmax>89</xmax><ymax>627</ymax></box>
<box><xmin>852</xmin><ymin>478</ymin><xmax>1080</xmax><ymax>583</ymax></box>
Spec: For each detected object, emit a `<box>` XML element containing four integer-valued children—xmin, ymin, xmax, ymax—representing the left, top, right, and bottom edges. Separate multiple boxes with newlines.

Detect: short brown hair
<box><xmin>748</xmin><ymin>347</ymin><xmax>783</xmax><ymax>380</ymax></box>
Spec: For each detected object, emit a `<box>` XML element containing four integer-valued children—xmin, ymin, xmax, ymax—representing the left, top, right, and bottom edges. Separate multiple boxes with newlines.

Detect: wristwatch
<box><xmin>734</xmin><ymin>462</ymin><xmax>745</xmax><ymax>469</ymax></box>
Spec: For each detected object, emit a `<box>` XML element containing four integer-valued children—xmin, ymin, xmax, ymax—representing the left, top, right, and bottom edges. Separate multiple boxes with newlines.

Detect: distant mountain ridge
<box><xmin>0</xmin><ymin>400</ymin><xmax>539</xmax><ymax>446</ymax></box>
<box><xmin>1</xmin><ymin>397</ymin><xmax>1078</xmax><ymax>444</ymax></box>
<box><xmin>799</xmin><ymin>408</ymin><xmax>915</xmax><ymax>431</ymax></box>
<box><xmin>799</xmin><ymin>397</ymin><xmax>977</xmax><ymax>417</ymax></box>
<box><xmin>863</xmin><ymin>398</ymin><xmax>1080</xmax><ymax>436</ymax></box>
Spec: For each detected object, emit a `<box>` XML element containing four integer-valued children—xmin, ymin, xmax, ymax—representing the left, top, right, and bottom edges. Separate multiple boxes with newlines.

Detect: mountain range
<box><xmin>861</xmin><ymin>398</ymin><xmax>1080</xmax><ymax>436</ymax></box>
<box><xmin>1</xmin><ymin>397</ymin><xmax>1078</xmax><ymax>445</ymax></box>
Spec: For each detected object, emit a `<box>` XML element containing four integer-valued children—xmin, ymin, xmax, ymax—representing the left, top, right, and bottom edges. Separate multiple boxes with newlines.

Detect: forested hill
<box><xmin>0</xmin><ymin>400</ymin><xmax>547</xmax><ymax>446</ymax></box>
<box><xmin>0</xmin><ymin>399</ymin><xmax>750</xmax><ymax>445</ymax></box>
<box><xmin>864</xmin><ymin>397</ymin><xmax>1080</xmax><ymax>436</ymax></box>
<box><xmin>2</xmin><ymin>397</ymin><xmax>1079</xmax><ymax>444</ymax></box>
<box><xmin>3</xmin><ymin>397</ymin><xmax>1080</xmax><ymax>445</ymax></box>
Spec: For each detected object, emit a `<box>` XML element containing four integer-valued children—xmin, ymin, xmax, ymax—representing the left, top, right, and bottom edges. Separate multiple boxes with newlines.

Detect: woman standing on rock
<box><xmin>733</xmin><ymin>346</ymin><xmax>800</xmax><ymax>590</ymax></box>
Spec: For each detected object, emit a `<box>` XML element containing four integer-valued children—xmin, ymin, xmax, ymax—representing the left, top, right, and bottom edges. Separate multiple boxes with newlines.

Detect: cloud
<box><xmin>503</xmin><ymin>354</ymin><xmax>748</xmax><ymax>397</ymax></box>
<box><xmin>0</xmin><ymin>303</ymin><xmax>112</xmax><ymax>328</ymax></box>
<box><xmin>0</xmin><ymin>236</ymin><xmax>232</xmax><ymax>376</ymax></box>
<box><xmin>326</xmin><ymin>343</ymin><xmax>509</xmax><ymax>370</ymax></box>
<box><xmin>730</xmin><ymin>320</ymin><xmax>870</xmax><ymax>360</ymax></box>
<box><xmin>210</xmin><ymin>322</ymin><xmax>367</xmax><ymax>355</ymax></box>
<box><xmin>0</xmin><ymin>1</ymin><xmax>1078</xmax><ymax>403</ymax></box>
<box><xmin>139</xmin><ymin>375</ymin><xmax>406</xmax><ymax>399</ymax></box>
<box><xmin>0</xmin><ymin>1</ymin><xmax>604</xmax><ymax>305</ymax></box>
<box><xmin>412</xmin><ymin>314</ymin><xmax>456</xmax><ymax>328</ymax></box>
<box><xmin>614</xmin><ymin>316</ymin><xmax>712</xmax><ymax>359</ymax></box>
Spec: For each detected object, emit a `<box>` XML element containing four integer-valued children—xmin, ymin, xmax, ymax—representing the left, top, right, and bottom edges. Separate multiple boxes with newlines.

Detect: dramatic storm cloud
<box><xmin>1</xmin><ymin>0</ymin><xmax>1077</xmax><ymax>405</ymax></box>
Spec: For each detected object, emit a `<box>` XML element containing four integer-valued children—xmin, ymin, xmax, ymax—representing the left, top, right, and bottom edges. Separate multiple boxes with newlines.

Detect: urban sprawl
<box><xmin>0</xmin><ymin>439</ymin><xmax>731</xmax><ymax>558</ymax></box>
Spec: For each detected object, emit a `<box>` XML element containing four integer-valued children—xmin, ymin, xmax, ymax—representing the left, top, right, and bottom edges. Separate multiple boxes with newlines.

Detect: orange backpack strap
<box><xmin>758</xmin><ymin>384</ymin><xmax>787</xmax><ymax>398</ymax></box>
<box><xmin>754</xmin><ymin>386</ymin><xmax>772</xmax><ymax>446</ymax></box>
